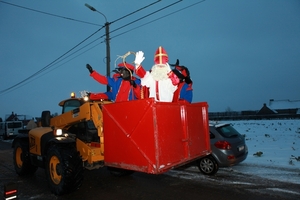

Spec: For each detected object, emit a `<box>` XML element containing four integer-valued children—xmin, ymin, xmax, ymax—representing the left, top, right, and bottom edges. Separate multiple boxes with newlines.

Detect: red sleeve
<box><xmin>133</xmin><ymin>86</ymin><xmax>142</xmax><ymax>99</ymax></box>
<box><xmin>142</xmin><ymin>86</ymin><xmax>149</xmax><ymax>99</ymax></box>
<box><xmin>168</xmin><ymin>71</ymin><xmax>180</xmax><ymax>86</ymax></box>
<box><xmin>133</xmin><ymin>85</ymin><xmax>149</xmax><ymax>100</ymax></box>
<box><xmin>90</xmin><ymin>71</ymin><xmax>108</xmax><ymax>85</ymax></box>
<box><xmin>186</xmin><ymin>83</ymin><xmax>193</xmax><ymax>91</ymax></box>
<box><xmin>135</xmin><ymin>65</ymin><xmax>146</xmax><ymax>78</ymax></box>
<box><xmin>89</xmin><ymin>93</ymin><xmax>108</xmax><ymax>100</ymax></box>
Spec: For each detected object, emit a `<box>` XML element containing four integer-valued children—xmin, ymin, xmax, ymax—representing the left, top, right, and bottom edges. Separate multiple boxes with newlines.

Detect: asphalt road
<box><xmin>1</xmin><ymin>139</ymin><xmax>299</xmax><ymax>200</ymax></box>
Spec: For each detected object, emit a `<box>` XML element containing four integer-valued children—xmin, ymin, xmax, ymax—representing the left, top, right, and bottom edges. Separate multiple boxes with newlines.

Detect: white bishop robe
<box><xmin>141</xmin><ymin>71</ymin><xmax>177</xmax><ymax>102</ymax></box>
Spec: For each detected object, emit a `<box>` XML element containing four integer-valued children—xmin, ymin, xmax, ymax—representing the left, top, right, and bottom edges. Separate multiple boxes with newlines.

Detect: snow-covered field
<box><xmin>221</xmin><ymin>119</ymin><xmax>300</xmax><ymax>184</ymax></box>
<box><xmin>227</xmin><ymin>119</ymin><xmax>300</xmax><ymax>168</ymax></box>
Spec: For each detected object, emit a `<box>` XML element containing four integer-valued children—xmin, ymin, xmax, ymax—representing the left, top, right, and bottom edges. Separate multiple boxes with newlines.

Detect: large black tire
<box><xmin>197</xmin><ymin>156</ymin><xmax>219</xmax><ymax>176</ymax></box>
<box><xmin>45</xmin><ymin>145</ymin><xmax>84</xmax><ymax>195</ymax></box>
<box><xmin>13</xmin><ymin>140</ymin><xmax>38</xmax><ymax>176</ymax></box>
<box><xmin>107</xmin><ymin>166</ymin><xmax>134</xmax><ymax>177</ymax></box>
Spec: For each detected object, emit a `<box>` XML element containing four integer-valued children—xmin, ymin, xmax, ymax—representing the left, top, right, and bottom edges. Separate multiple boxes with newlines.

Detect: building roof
<box><xmin>268</xmin><ymin>99</ymin><xmax>300</xmax><ymax>110</ymax></box>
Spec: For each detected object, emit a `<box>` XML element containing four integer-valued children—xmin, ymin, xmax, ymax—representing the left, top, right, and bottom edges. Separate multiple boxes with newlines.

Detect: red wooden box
<box><xmin>102</xmin><ymin>98</ymin><xmax>210</xmax><ymax>174</ymax></box>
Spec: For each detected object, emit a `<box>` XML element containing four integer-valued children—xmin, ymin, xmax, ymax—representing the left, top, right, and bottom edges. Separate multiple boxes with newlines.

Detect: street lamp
<box><xmin>85</xmin><ymin>3</ymin><xmax>111</xmax><ymax>92</ymax></box>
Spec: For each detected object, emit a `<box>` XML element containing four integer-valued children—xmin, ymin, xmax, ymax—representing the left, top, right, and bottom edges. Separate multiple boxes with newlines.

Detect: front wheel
<box><xmin>13</xmin><ymin>140</ymin><xmax>38</xmax><ymax>176</ymax></box>
<box><xmin>46</xmin><ymin>145</ymin><xmax>83</xmax><ymax>195</ymax></box>
<box><xmin>197</xmin><ymin>156</ymin><xmax>219</xmax><ymax>176</ymax></box>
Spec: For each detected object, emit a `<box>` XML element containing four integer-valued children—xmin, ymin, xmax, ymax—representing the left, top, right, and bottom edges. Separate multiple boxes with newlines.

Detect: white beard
<box><xmin>150</xmin><ymin>64</ymin><xmax>171</xmax><ymax>81</ymax></box>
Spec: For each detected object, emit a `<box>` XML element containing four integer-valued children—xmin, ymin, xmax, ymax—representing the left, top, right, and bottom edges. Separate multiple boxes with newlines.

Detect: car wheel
<box><xmin>197</xmin><ymin>156</ymin><xmax>219</xmax><ymax>175</ymax></box>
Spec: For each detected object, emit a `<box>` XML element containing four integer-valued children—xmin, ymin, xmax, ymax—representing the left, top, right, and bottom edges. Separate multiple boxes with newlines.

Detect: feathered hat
<box><xmin>170</xmin><ymin>59</ymin><xmax>192</xmax><ymax>84</ymax></box>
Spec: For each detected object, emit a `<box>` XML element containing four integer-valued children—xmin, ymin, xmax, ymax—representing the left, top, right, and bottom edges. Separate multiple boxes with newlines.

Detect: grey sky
<box><xmin>0</xmin><ymin>0</ymin><xmax>299</xmax><ymax>118</ymax></box>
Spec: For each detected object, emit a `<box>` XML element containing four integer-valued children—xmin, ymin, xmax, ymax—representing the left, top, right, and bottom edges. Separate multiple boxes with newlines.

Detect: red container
<box><xmin>102</xmin><ymin>98</ymin><xmax>210</xmax><ymax>174</ymax></box>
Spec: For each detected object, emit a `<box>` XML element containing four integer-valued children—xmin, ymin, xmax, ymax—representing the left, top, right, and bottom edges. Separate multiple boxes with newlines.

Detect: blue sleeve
<box><xmin>180</xmin><ymin>83</ymin><xmax>193</xmax><ymax>103</ymax></box>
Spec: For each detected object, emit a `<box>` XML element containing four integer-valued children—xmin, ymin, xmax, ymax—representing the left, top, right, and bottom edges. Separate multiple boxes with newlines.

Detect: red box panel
<box><xmin>102</xmin><ymin>98</ymin><xmax>210</xmax><ymax>174</ymax></box>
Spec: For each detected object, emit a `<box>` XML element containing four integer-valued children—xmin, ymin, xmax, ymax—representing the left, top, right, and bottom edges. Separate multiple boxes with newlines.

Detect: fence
<box><xmin>208</xmin><ymin>112</ymin><xmax>300</xmax><ymax>121</ymax></box>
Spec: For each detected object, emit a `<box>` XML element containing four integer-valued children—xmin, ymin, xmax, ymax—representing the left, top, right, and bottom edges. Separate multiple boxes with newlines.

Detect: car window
<box><xmin>7</xmin><ymin>122</ymin><xmax>22</xmax><ymax>129</ymax></box>
<box><xmin>209</xmin><ymin>132</ymin><xmax>215</xmax><ymax>139</ymax></box>
<box><xmin>216</xmin><ymin>124</ymin><xmax>240</xmax><ymax>138</ymax></box>
<box><xmin>63</xmin><ymin>100</ymin><xmax>81</xmax><ymax>113</ymax></box>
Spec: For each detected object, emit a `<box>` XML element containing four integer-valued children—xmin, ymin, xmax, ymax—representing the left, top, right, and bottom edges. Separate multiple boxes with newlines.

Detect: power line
<box><xmin>110</xmin><ymin>0</ymin><xmax>182</xmax><ymax>35</ymax></box>
<box><xmin>111</xmin><ymin>0</ymin><xmax>161</xmax><ymax>24</ymax></box>
<box><xmin>0</xmin><ymin>0</ymin><xmax>205</xmax><ymax>95</ymax></box>
<box><xmin>0</xmin><ymin>27</ymin><xmax>104</xmax><ymax>94</ymax></box>
<box><xmin>0</xmin><ymin>1</ymin><xmax>166</xmax><ymax>95</ymax></box>
<box><xmin>0</xmin><ymin>0</ymin><xmax>101</xmax><ymax>26</ymax></box>
<box><xmin>0</xmin><ymin>0</ymin><xmax>163</xmax><ymax>27</ymax></box>
<box><xmin>0</xmin><ymin>41</ymin><xmax>105</xmax><ymax>96</ymax></box>
<box><xmin>111</xmin><ymin>0</ymin><xmax>206</xmax><ymax>40</ymax></box>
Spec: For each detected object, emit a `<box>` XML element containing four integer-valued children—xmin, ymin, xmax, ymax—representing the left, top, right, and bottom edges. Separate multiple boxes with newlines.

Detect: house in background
<box><xmin>5</xmin><ymin>112</ymin><xmax>19</xmax><ymax>121</ymax></box>
<box><xmin>257</xmin><ymin>99</ymin><xmax>300</xmax><ymax>115</ymax></box>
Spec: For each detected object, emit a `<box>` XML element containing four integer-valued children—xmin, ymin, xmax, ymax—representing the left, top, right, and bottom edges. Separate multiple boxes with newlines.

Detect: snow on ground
<box><xmin>2</xmin><ymin>119</ymin><xmax>300</xmax><ymax>185</ymax></box>
<box><xmin>227</xmin><ymin>119</ymin><xmax>300</xmax><ymax>167</ymax></box>
<box><xmin>222</xmin><ymin>119</ymin><xmax>300</xmax><ymax>184</ymax></box>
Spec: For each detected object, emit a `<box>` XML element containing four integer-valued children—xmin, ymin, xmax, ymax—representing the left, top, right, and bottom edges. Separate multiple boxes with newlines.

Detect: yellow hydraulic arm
<box><xmin>50</xmin><ymin>101</ymin><xmax>108</xmax><ymax>164</ymax></box>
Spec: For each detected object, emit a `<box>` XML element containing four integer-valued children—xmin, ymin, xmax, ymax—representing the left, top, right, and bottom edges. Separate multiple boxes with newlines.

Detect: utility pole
<box><xmin>85</xmin><ymin>3</ymin><xmax>110</xmax><ymax>92</ymax></box>
<box><xmin>105</xmin><ymin>21</ymin><xmax>111</xmax><ymax>89</ymax></box>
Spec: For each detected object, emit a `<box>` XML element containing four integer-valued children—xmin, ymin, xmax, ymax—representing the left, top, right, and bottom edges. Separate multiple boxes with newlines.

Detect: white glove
<box><xmin>134</xmin><ymin>51</ymin><xmax>145</xmax><ymax>68</ymax></box>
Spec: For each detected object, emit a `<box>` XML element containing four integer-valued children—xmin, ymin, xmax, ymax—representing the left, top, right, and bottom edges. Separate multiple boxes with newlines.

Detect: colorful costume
<box><xmin>134</xmin><ymin>46</ymin><xmax>179</xmax><ymax>102</ymax></box>
<box><xmin>170</xmin><ymin>59</ymin><xmax>193</xmax><ymax>103</ymax></box>
<box><xmin>87</xmin><ymin>63</ymin><xmax>142</xmax><ymax>102</ymax></box>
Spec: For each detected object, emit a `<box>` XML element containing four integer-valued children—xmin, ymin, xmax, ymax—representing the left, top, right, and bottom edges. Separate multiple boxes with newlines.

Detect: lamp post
<box><xmin>85</xmin><ymin>3</ymin><xmax>111</xmax><ymax>92</ymax></box>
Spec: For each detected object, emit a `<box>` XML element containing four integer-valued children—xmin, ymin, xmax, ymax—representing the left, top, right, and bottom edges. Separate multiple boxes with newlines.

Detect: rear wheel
<box><xmin>197</xmin><ymin>156</ymin><xmax>219</xmax><ymax>175</ymax></box>
<box><xmin>46</xmin><ymin>145</ymin><xmax>83</xmax><ymax>195</ymax></box>
<box><xmin>13</xmin><ymin>140</ymin><xmax>38</xmax><ymax>176</ymax></box>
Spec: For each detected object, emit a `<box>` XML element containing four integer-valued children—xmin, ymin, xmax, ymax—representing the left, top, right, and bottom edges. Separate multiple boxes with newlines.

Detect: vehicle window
<box><xmin>210</xmin><ymin>132</ymin><xmax>215</xmax><ymax>139</ymax></box>
<box><xmin>63</xmin><ymin>100</ymin><xmax>81</xmax><ymax>113</ymax></box>
<box><xmin>7</xmin><ymin>122</ymin><xmax>22</xmax><ymax>129</ymax></box>
<box><xmin>216</xmin><ymin>125</ymin><xmax>240</xmax><ymax>138</ymax></box>
<box><xmin>87</xmin><ymin>121</ymin><xmax>96</xmax><ymax>130</ymax></box>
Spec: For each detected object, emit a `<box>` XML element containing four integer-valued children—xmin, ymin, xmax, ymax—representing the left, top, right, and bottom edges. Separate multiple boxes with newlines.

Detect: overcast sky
<box><xmin>0</xmin><ymin>0</ymin><xmax>299</xmax><ymax>119</ymax></box>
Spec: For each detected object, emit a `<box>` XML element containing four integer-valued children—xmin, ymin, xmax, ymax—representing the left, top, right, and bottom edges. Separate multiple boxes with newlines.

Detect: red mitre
<box><xmin>154</xmin><ymin>46</ymin><xmax>168</xmax><ymax>65</ymax></box>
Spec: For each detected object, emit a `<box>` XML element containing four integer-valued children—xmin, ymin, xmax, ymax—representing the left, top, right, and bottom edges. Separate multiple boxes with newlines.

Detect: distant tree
<box><xmin>225</xmin><ymin>106</ymin><xmax>232</xmax><ymax>113</ymax></box>
<box><xmin>225</xmin><ymin>106</ymin><xmax>233</xmax><ymax>116</ymax></box>
<box><xmin>0</xmin><ymin>117</ymin><xmax>2</xmax><ymax>122</ymax></box>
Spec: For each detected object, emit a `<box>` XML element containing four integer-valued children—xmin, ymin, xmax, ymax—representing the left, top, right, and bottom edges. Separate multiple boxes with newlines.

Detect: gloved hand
<box><xmin>134</xmin><ymin>51</ymin><xmax>145</xmax><ymax>68</ymax></box>
<box><xmin>86</xmin><ymin>64</ymin><xmax>93</xmax><ymax>73</ymax></box>
<box><xmin>168</xmin><ymin>70</ymin><xmax>180</xmax><ymax>86</ymax></box>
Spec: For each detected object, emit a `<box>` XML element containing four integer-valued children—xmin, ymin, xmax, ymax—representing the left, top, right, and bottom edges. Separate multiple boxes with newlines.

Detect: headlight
<box><xmin>83</xmin><ymin>95</ymin><xmax>89</xmax><ymax>101</ymax></box>
<box><xmin>54</xmin><ymin>129</ymin><xmax>63</xmax><ymax>136</ymax></box>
